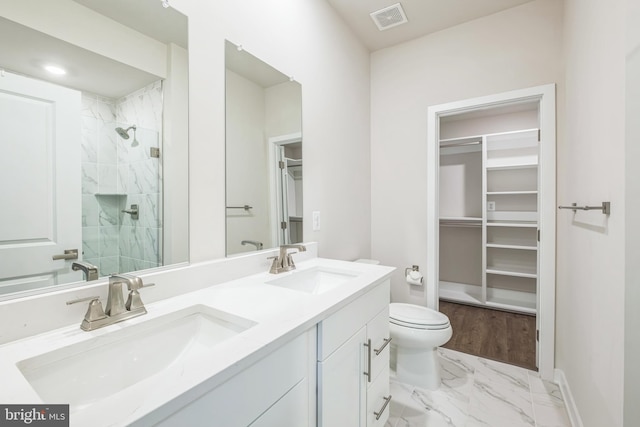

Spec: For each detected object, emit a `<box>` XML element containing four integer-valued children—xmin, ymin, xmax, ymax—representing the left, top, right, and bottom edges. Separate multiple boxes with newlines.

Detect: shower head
<box><xmin>115</xmin><ymin>125</ymin><xmax>137</xmax><ymax>139</ymax></box>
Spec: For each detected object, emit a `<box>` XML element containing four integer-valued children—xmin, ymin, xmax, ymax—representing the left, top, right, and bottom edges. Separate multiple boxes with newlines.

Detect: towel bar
<box><xmin>558</xmin><ymin>202</ymin><xmax>610</xmax><ymax>215</ymax></box>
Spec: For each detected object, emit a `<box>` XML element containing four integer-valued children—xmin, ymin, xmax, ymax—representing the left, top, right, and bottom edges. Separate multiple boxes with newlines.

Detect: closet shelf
<box><xmin>486</xmin><ymin>191</ymin><xmax>538</xmax><ymax>196</ymax></box>
<box><xmin>486</xmin><ymin>266</ymin><xmax>537</xmax><ymax>279</ymax></box>
<box><xmin>439</xmin><ymin>216</ymin><xmax>482</xmax><ymax>222</ymax></box>
<box><xmin>439</xmin><ymin>135</ymin><xmax>482</xmax><ymax>146</ymax></box>
<box><xmin>486</xmin><ymin>162</ymin><xmax>538</xmax><ymax>171</ymax></box>
<box><xmin>487</xmin><ymin>221</ymin><xmax>538</xmax><ymax>228</ymax></box>
<box><xmin>486</xmin><ymin>243</ymin><xmax>537</xmax><ymax>251</ymax></box>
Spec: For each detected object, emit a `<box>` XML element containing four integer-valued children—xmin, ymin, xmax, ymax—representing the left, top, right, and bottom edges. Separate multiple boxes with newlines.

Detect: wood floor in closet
<box><xmin>439</xmin><ymin>301</ymin><xmax>537</xmax><ymax>371</ymax></box>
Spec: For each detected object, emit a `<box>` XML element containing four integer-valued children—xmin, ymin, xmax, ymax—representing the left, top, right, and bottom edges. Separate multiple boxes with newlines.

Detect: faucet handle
<box><xmin>125</xmin><ymin>283</ymin><xmax>154</xmax><ymax>312</ymax></box>
<box><xmin>66</xmin><ymin>296</ymin><xmax>108</xmax><ymax>326</ymax></box>
<box><xmin>286</xmin><ymin>253</ymin><xmax>296</xmax><ymax>270</ymax></box>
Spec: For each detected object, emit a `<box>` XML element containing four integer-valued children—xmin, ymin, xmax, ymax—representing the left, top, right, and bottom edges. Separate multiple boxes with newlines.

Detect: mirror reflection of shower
<box><xmin>115</xmin><ymin>124</ymin><xmax>139</xmax><ymax>147</ymax></box>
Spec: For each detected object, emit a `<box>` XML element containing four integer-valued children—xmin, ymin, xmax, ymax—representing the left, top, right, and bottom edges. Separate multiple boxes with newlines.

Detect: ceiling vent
<box><xmin>370</xmin><ymin>3</ymin><xmax>408</xmax><ymax>31</ymax></box>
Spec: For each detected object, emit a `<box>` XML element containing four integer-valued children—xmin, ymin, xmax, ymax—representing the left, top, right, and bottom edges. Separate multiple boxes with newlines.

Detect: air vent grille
<box><xmin>370</xmin><ymin>3</ymin><xmax>408</xmax><ymax>31</ymax></box>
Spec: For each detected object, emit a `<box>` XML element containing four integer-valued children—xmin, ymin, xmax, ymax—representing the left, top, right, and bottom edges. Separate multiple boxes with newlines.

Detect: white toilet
<box><xmin>354</xmin><ymin>260</ymin><xmax>453</xmax><ymax>390</ymax></box>
<box><xmin>389</xmin><ymin>302</ymin><xmax>453</xmax><ymax>390</ymax></box>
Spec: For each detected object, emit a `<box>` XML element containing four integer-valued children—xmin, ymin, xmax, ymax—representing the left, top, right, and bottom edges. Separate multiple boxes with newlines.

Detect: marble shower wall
<box><xmin>81</xmin><ymin>80</ymin><xmax>163</xmax><ymax>276</ymax></box>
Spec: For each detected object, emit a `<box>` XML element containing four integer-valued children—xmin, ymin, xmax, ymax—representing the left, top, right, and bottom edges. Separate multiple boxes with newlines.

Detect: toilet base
<box><xmin>395</xmin><ymin>345</ymin><xmax>442</xmax><ymax>391</ymax></box>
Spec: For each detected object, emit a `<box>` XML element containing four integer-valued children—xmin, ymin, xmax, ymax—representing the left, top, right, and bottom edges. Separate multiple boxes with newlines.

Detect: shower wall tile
<box><xmin>141</xmin><ymin>193</ymin><xmax>161</xmax><ymax>228</ymax></box>
<box><xmin>119</xmin><ymin>226</ymin><xmax>131</xmax><ymax>256</ymax></box>
<box><xmin>81</xmin><ymin>163</ymin><xmax>98</xmax><ymax>194</ymax></box>
<box><xmin>81</xmin><ymin>94</ymin><xmax>98</xmax><ymax>118</ymax></box>
<box><xmin>81</xmin><ymin>116</ymin><xmax>98</xmax><ymax>163</ymax></box>
<box><xmin>119</xmin><ymin>256</ymin><xmax>132</xmax><ymax>274</ymax></box>
<box><xmin>117</xmin><ymin>163</ymin><xmax>129</xmax><ymax>194</ymax></box>
<box><xmin>82</xmin><ymin>226</ymin><xmax>99</xmax><ymax>259</ymax></box>
<box><xmin>129</xmin><ymin>226</ymin><xmax>145</xmax><ymax>260</ymax></box>
<box><xmin>98</xmin><ymin>122</ymin><xmax>117</xmax><ymax>165</ymax></box>
<box><xmin>98</xmin><ymin>164</ymin><xmax>117</xmax><ymax>194</ymax></box>
<box><xmin>99</xmin><ymin>256</ymin><xmax>119</xmax><ymax>277</ymax></box>
<box><xmin>82</xmin><ymin>195</ymin><xmax>100</xmax><ymax>227</ymax></box>
<box><xmin>143</xmin><ymin>227</ymin><xmax>161</xmax><ymax>263</ymax></box>
<box><xmin>100</xmin><ymin>226</ymin><xmax>119</xmax><ymax>257</ymax></box>
<box><xmin>97</xmin><ymin>97</ymin><xmax>116</xmax><ymax>123</ymax></box>
<box><xmin>117</xmin><ymin>80</ymin><xmax>162</xmax><ymax>130</ymax></box>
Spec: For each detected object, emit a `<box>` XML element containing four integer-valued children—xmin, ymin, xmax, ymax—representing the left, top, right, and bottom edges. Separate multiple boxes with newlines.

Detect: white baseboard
<box><xmin>554</xmin><ymin>368</ymin><xmax>584</xmax><ymax>427</ymax></box>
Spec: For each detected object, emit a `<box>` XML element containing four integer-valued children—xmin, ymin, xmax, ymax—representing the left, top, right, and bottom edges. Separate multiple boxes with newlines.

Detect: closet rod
<box><xmin>226</xmin><ymin>205</ymin><xmax>253</xmax><ymax>211</ymax></box>
<box><xmin>558</xmin><ymin>202</ymin><xmax>611</xmax><ymax>215</ymax></box>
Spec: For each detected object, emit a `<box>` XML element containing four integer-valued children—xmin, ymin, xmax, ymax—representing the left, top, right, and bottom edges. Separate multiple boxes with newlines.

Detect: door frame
<box><xmin>267</xmin><ymin>132</ymin><xmax>302</xmax><ymax>246</ymax></box>
<box><xmin>426</xmin><ymin>84</ymin><xmax>556</xmax><ymax>379</ymax></box>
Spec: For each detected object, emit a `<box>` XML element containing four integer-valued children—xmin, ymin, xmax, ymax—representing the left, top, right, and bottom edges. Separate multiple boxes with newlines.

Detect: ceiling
<box><xmin>0</xmin><ymin>0</ymin><xmax>186</xmax><ymax>99</ymax></box>
<box><xmin>325</xmin><ymin>0</ymin><xmax>535</xmax><ymax>51</ymax></box>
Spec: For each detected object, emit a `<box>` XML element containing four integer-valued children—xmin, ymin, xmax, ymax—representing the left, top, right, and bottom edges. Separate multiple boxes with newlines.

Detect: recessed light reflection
<box><xmin>44</xmin><ymin>65</ymin><xmax>66</xmax><ymax>75</ymax></box>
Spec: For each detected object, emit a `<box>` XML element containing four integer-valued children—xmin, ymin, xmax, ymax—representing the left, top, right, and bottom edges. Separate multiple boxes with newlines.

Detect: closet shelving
<box><xmin>439</xmin><ymin>128</ymin><xmax>540</xmax><ymax>315</ymax></box>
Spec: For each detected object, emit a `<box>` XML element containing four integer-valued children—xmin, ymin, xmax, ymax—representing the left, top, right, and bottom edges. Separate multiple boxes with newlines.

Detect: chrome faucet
<box><xmin>66</xmin><ymin>273</ymin><xmax>154</xmax><ymax>331</ymax></box>
<box><xmin>71</xmin><ymin>261</ymin><xmax>99</xmax><ymax>281</ymax></box>
<box><xmin>269</xmin><ymin>244</ymin><xmax>307</xmax><ymax>274</ymax></box>
<box><xmin>241</xmin><ymin>240</ymin><xmax>264</xmax><ymax>250</ymax></box>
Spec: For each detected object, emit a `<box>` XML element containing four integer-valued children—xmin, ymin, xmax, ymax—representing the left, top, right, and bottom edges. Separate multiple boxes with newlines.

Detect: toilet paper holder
<box><xmin>405</xmin><ymin>265</ymin><xmax>423</xmax><ymax>285</ymax></box>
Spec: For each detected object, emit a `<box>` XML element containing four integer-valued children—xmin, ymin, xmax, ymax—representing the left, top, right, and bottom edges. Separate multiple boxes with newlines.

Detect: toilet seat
<box><xmin>389</xmin><ymin>303</ymin><xmax>450</xmax><ymax>330</ymax></box>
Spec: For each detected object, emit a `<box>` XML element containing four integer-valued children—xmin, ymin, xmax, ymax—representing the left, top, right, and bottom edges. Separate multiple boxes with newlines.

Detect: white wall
<box><xmin>625</xmin><ymin>0</ymin><xmax>640</xmax><ymax>423</ymax></box>
<box><xmin>174</xmin><ymin>0</ymin><xmax>371</xmax><ymax>262</ymax></box>
<box><xmin>557</xmin><ymin>1</ymin><xmax>626</xmax><ymax>425</ymax></box>
<box><xmin>370</xmin><ymin>0</ymin><xmax>564</xmax><ymax>304</ymax></box>
<box><xmin>225</xmin><ymin>70</ymin><xmax>271</xmax><ymax>255</ymax></box>
<box><xmin>265</xmin><ymin>81</ymin><xmax>303</xmax><ymax>138</ymax></box>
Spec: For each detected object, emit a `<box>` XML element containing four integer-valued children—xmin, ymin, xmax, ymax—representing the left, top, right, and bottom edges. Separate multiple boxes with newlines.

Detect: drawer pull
<box><xmin>374</xmin><ymin>337</ymin><xmax>392</xmax><ymax>355</ymax></box>
<box><xmin>363</xmin><ymin>339</ymin><xmax>372</xmax><ymax>382</ymax></box>
<box><xmin>374</xmin><ymin>395</ymin><xmax>392</xmax><ymax>420</ymax></box>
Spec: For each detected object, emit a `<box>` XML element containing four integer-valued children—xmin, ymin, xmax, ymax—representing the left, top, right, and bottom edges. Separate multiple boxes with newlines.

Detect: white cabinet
<box><xmin>318</xmin><ymin>326</ymin><xmax>366</xmax><ymax>427</ymax></box>
<box><xmin>147</xmin><ymin>329</ymin><xmax>316</xmax><ymax>427</ymax></box>
<box><xmin>439</xmin><ymin>126</ymin><xmax>543</xmax><ymax>314</ymax></box>
<box><xmin>317</xmin><ymin>280</ymin><xmax>391</xmax><ymax>427</ymax></box>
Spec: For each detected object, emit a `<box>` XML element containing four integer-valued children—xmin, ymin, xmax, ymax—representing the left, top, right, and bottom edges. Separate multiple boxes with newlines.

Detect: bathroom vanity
<box><xmin>0</xmin><ymin>250</ymin><xmax>394</xmax><ymax>427</ymax></box>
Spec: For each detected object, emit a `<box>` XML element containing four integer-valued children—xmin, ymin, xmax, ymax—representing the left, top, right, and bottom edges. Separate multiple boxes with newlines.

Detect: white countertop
<box><xmin>0</xmin><ymin>257</ymin><xmax>394</xmax><ymax>426</ymax></box>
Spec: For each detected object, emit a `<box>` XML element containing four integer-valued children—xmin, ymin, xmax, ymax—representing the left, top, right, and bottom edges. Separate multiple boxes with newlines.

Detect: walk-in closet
<box><xmin>438</xmin><ymin>104</ymin><xmax>540</xmax><ymax>315</ymax></box>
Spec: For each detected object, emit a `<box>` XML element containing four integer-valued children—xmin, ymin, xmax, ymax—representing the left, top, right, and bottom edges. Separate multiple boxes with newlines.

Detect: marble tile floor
<box><xmin>385</xmin><ymin>348</ymin><xmax>571</xmax><ymax>427</ymax></box>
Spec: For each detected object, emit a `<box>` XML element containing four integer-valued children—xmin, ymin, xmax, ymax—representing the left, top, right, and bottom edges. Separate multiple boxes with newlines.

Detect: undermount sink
<box><xmin>265</xmin><ymin>266</ymin><xmax>359</xmax><ymax>294</ymax></box>
<box><xmin>17</xmin><ymin>305</ymin><xmax>256</xmax><ymax>412</ymax></box>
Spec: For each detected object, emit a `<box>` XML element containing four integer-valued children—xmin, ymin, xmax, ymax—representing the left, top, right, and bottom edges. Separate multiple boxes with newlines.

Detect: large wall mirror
<box><xmin>225</xmin><ymin>41</ymin><xmax>302</xmax><ymax>256</ymax></box>
<box><xmin>0</xmin><ymin>0</ymin><xmax>189</xmax><ymax>299</ymax></box>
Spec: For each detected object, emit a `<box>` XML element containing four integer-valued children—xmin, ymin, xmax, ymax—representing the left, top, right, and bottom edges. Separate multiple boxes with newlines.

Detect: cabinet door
<box><xmin>249</xmin><ymin>379</ymin><xmax>309</xmax><ymax>427</ymax></box>
<box><xmin>367</xmin><ymin>307</ymin><xmax>390</xmax><ymax>382</ymax></box>
<box><xmin>318</xmin><ymin>327</ymin><xmax>366</xmax><ymax>427</ymax></box>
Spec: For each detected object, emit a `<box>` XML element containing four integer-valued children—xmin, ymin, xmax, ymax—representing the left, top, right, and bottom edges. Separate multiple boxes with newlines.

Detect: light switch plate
<box><xmin>312</xmin><ymin>211</ymin><xmax>320</xmax><ymax>231</ymax></box>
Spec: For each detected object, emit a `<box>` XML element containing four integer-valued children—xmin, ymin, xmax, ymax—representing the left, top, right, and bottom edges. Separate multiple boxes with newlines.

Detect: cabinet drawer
<box><xmin>367</xmin><ymin>307</ymin><xmax>390</xmax><ymax>383</ymax></box>
<box><xmin>318</xmin><ymin>279</ymin><xmax>390</xmax><ymax>360</ymax></box>
<box><xmin>367</xmin><ymin>366</ymin><xmax>391</xmax><ymax>427</ymax></box>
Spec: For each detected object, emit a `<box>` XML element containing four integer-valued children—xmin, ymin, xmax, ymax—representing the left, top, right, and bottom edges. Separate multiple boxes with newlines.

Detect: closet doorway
<box><xmin>426</xmin><ymin>84</ymin><xmax>556</xmax><ymax>380</ymax></box>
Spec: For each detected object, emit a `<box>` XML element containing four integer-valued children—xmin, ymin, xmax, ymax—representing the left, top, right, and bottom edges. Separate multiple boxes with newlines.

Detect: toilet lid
<box><xmin>389</xmin><ymin>303</ymin><xmax>450</xmax><ymax>329</ymax></box>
